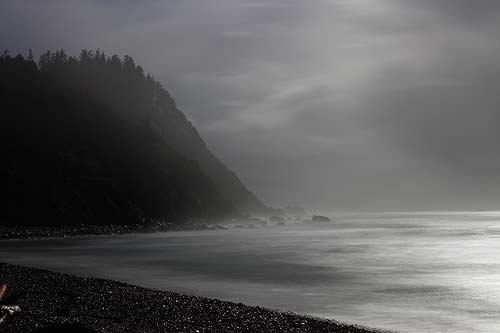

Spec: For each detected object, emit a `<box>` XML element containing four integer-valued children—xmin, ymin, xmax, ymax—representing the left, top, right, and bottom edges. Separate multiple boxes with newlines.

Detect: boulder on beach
<box><xmin>312</xmin><ymin>215</ymin><xmax>331</xmax><ymax>223</ymax></box>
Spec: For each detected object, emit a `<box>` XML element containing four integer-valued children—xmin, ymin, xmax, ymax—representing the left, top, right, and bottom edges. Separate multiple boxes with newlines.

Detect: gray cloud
<box><xmin>2</xmin><ymin>0</ymin><xmax>500</xmax><ymax>210</ymax></box>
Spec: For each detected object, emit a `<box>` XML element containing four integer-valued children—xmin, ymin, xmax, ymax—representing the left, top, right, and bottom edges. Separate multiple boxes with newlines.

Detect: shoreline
<box><xmin>0</xmin><ymin>222</ymin><xmax>230</xmax><ymax>240</ymax></box>
<box><xmin>0</xmin><ymin>263</ymin><xmax>385</xmax><ymax>333</ymax></box>
<box><xmin>0</xmin><ymin>217</ymin><xmax>282</xmax><ymax>240</ymax></box>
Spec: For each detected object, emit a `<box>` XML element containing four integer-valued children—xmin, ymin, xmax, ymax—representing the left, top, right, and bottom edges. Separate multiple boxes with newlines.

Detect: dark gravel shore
<box><xmin>0</xmin><ymin>263</ymin><xmax>384</xmax><ymax>333</ymax></box>
<box><xmin>0</xmin><ymin>222</ymin><xmax>223</xmax><ymax>240</ymax></box>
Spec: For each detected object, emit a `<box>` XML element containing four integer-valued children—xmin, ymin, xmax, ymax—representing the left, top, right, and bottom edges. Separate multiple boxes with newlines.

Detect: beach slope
<box><xmin>0</xmin><ymin>263</ymin><xmax>381</xmax><ymax>332</ymax></box>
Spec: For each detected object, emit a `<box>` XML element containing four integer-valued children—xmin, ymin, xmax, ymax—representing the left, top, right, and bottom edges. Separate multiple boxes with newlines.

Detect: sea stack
<box><xmin>312</xmin><ymin>215</ymin><xmax>331</xmax><ymax>223</ymax></box>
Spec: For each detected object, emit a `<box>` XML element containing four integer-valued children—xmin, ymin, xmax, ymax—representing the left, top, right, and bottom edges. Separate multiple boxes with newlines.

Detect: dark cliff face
<box><xmin>146</xmin><ymin>90</ymin><xmax>269</xmax><ymax>214</ymax></box>
<box><xmin>35</xmin><ymin>49</ymin><xmax>268</xmax><ymax>215</ymax></box>
<box><xmin>0</xmin><ymin>51</ymin><xmax>238</xmax><ymax>226</ymax></box>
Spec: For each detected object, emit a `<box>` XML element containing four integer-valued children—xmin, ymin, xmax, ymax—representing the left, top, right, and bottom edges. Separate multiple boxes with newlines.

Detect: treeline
<box><xmin>1</xmin><ymin>49</ymin><xmax>174</xmax><ymax>123</ymax></box>
<box><xmin>0</xmin><ymin>49</ymin><xmax>233</xmax><ymax>226</ymax></box>
<box><xmin>41</xmin><ymin>49</ymin><xmax>160</xmax><ymax>120</ymax></box>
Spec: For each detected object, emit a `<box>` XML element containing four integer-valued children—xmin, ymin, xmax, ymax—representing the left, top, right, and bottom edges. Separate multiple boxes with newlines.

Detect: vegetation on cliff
<box><xmin>0</xmin><ymin>50</ymin><xmax>252</xmax><ymax>226</ymax></box>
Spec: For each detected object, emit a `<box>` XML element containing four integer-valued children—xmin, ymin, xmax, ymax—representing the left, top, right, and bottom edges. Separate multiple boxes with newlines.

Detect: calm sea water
<box><xmin>2</xmin><ymin>212</ymin><xmax>500</xmax><ymax>332</ymax></box>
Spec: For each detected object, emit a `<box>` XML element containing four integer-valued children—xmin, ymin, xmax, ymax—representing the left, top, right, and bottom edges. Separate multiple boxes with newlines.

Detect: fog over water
<box><xmin>3</xmin><ymin>212</ymin><xmax>500</xmax><ymax>332</ymax></box>
<box><xmin>2</xmin><ymin>0</ymin><xmax>500</xmax><ymax>210</ymax></box>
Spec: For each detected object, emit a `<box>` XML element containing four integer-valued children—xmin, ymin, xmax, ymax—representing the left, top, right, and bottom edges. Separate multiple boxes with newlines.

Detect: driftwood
<box><xmin>0</xmin><ymin>284</ymin><xmax>21</xmax><ymax>326</ymax></box>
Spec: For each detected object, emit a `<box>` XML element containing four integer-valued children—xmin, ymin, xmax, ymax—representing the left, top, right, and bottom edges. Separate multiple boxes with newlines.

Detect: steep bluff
<box><xmin>0</xmin><ymin>50</ymin><xmax>263</xmax><ymax>226</ymax></box>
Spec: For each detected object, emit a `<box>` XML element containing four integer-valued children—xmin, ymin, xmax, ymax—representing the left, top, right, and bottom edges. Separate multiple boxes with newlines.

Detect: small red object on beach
<box><xmin>0</xmin><ymin>285</ymin><xmax>6</xmax><ymax>302</ymax></box>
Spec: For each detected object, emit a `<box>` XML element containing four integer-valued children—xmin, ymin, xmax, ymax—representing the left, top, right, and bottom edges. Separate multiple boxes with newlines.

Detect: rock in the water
<box><xmin>312</xmin><ymin>215</ymin><xmax>331</xmax><ymax>222</ymax></box>
<box><xmin>213</xmin><ymin>225</ymin><xmax>228</xmax><ymax>230</ymax></box>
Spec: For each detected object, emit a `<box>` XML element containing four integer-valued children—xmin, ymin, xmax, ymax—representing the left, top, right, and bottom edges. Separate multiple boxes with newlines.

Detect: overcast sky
<box><xmin>2</xmin><ymin>0</ymin><xmax>500</xmax><ymax>211</ymax></box>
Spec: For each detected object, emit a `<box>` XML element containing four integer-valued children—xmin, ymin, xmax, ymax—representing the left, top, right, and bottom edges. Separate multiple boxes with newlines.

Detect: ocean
<box><xmin>2</xmin><ymin>212</ymin><xmax>500</xmax><ymax>332</ymax></box>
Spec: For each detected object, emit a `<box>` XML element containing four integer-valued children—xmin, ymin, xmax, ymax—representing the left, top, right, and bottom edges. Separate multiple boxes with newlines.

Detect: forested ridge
<box><xmin>0</xmin><ymin>49</ymin><xmax>252</xmax><ymax>226</ymax></box>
